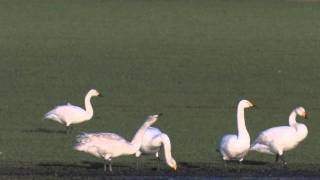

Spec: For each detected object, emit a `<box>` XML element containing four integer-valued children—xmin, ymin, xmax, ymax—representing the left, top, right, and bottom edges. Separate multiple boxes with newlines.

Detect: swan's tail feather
<box><xmin>74</xmin><ymin>132</ymin><xmax>93</xmax><ymax>151</ymax></box>
<box><xmin>43</xmin><ymin>108</ymin><xmax>67</xmax><ymax>125</ymax></box>
<box><xmin>44</xmin><ymin>108</ymin><xmax>59</xmax><ymax>120</ymax></box>
<box><xmin>250</xmin><ymin>144</ymin><xmax>274</xmax><ymax>154</ymax></box>
<box><xmin>74</xmin><ymin>134</ymin><xmax>87</xmax><ymax>151</ymax></box>
<box><xmin>44</xmin><ymin>113</ymin><xmax>57</xmax><ymax>120</ymax></box>
<box><xmin>75</xmin><ymin>133</ymin><xmax>90</xmax><ymax>143</ymax></box>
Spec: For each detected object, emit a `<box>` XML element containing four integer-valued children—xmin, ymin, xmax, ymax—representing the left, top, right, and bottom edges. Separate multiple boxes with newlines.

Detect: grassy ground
<box><xmin>0</xmin><ymin>0</ymin><xmax>320</xmax><ymax>178</ymax></box>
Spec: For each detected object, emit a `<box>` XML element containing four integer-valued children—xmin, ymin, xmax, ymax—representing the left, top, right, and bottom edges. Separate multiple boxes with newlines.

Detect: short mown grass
<box><xmin>0</xmin><ymin>0</ymin><xmax>320</xmax><ymax>177</ymax></box>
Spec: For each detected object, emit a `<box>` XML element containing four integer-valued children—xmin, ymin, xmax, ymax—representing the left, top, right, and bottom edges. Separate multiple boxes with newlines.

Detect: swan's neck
<box><xmin>160</xmin><ymin>134</ymin><xmax>174</xmax><ymax>166</ymax></box>
<box><xmin>289</xmin><ymin>111</ymin><xmax>297</xmax><ymax>126</ymax></box>
<box><xmin>127</xmin><ymin>123</ymin><xmax>150</xmax><ymax>154</ymax></box>
<box><xmin>237</xmin><ymin>105</ymin><xmax>249</xmax><ymax>139</ymax></box>
<box><xmin>84</xmin><ymin>93</ymin><xmax>94</xmax><ymax>119</ymax></box>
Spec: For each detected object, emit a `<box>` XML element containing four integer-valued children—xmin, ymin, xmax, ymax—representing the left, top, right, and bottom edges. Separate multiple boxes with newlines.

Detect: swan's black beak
<box><xmin>304</xmin><ymin>112</ymin><xmax>308</xmax><ymax>119</ymax></box>
<box><xmin>98</xmin><ymin>93</ymin><xmax>103</xmax><ymax>97</ymax></box>
<box><xmin>158</xmin><ymin>113</ymin><xmax>163</xmax><ymax>116</ymax></box>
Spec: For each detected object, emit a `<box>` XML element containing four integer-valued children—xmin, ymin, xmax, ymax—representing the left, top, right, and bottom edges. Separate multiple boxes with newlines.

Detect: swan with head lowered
<box><xmin>74</xmin><ymin>113</ymin><xmax>161</xmax><ymax>172</ymax></box>
<box><xmin>135</xmin><ymin>127</ymin><xmax>177</xmax><ymax>171</ymax></box>
<box><xmin>250</xmin><ymin>107</ymin><xmax>308</xmax><ymax>165</ymax></box>
<box><xmin>44</xmin><ymin>89</ymin><xmax>102</xmax><ymax>133</ymax></box>
<box><xmin>217</xmin><ymin>100</ymin><xmax>255</xmax><ymax>162</ymax></box>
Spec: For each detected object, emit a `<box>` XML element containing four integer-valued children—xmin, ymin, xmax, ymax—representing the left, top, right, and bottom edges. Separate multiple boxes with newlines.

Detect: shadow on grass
<box><xmin>22</xmin><ymin>128</ymin><xmax>66</xmax><ymax>134</ymax></box>
<box><xmin>242</xmin><ymin>160</ymin><xmax>269</xmax><ymax>166</ymax></box>
<box><xmin>179</xmin><ymin>161</ymin><xmax>201</xmax><ymax>169</ymax></box>
<box><xmin>213</xmin><ymin>160</ymin><xmax>269</xmax><ymax>166</ymax></box>
<box><xmin>37</xmin><ymin>161</ymin><xmax>128</xmax><ymax>170</ymax></box>
<box><xmin>37</xmin><ymin>162</ymin><xmax>87</xmax><ymax>169</ymax></box>
<box><xmin>80</xmin><ymin>161</ymin><xmax>129</xmax><ymax>169</ymax></box>
<box><xmin>0</xmin><ymin>160</ymin><xmax>319</xmax><ymax>178</ymax></box>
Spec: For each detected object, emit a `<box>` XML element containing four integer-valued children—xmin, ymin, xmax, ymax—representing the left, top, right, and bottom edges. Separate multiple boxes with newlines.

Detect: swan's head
<box><xmin>88</xmin><ymin>89</ymin><xmax>103</xmax><ymax>97</ymax></box>
<box><xmin>239</xmin><ymin>100</ymin><xmax>254</xmax><ymax>109</ymax></box>
<box><xmin>295</xmin><ymin>107</ymin><xmax>307</xmax><ymax>119</ymax></box>
<box><xmin>145</xmin><ymin>113</ymin><xmax>162</xmax><ymax>126</ymax></box>
<box><xmin>168</xmin><ymin>158</ymin><xmax>177</xmax><ymax>171</ymax></box>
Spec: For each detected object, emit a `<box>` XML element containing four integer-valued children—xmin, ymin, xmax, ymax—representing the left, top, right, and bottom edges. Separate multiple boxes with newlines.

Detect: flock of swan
<box><xmin>218</xmin><ymin>100</ymin><xmax>307</xmax><ymax>166</ymax></box>
<box><xmin>44</xmin><ymin>89</ymin><xmax>308</xmax><ymax>172</ymax></box>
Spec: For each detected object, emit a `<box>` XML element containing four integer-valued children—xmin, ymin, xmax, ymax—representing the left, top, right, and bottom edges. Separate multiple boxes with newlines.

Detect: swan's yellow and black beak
<box><xmin>171</xmin><ymin>163</ymin><xmax>177</xmax><ymax>171</ymax></box>
<box><xmin>248</xmin><ymin>101</ymin><xmax>255</xmax><ymax>108</ymax></box>
<box><xmin>302</xmin><ymin>112</ymin><xmax>308</xmax><ymax>119</ymax></box>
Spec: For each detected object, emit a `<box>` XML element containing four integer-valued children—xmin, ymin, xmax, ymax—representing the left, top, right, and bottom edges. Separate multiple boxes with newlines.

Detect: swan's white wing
<box><xmin>253</xmin><ymin>126</ymin><xmax>296</xmax><ymax>145</ymax></box>
<box><xmin>219</xmin><ymin>134</ymin><xmax>250</xmax><ymax>160</ymax></box>
<box><xmin>142</xmin><ymin>127</ymin><xmax>162</xmax><ymax>144</ymax></box>
<box><xmin>45</xmin><ymin>105</ymin><xmax>87</xmax><ymax>124</ymax></box>
<box><xmin>219</xmin><ymin>134</ymin><xmax>238</xmax><ymax>151</ymax></box>
<box><xmin>145</xmin><ymin>127</ymin><xmax>162</xmax><ymax>135</ymax></box>
<box><xmin>250</xmin><ymin>144</ymin><xmax>274</xmax><ymax>154</ymax></box>
<box><xmin>75</xmin><ymin>132</ymin><xmax>128</xmax><ymax>157</ymax></box>
<box><xmin>76</xmin><ymin>133</ymin><xmax>126</xmax><ymax>145</ymax></box>
<box><xmin>139</xmin><ymin>127</ymin><xmax>163</xmax><ymax>153</ymax></box>
<box><xmin>251</xmin><ymin>126</ymin><xmax>298</xmax><ymax>154</ymax></box>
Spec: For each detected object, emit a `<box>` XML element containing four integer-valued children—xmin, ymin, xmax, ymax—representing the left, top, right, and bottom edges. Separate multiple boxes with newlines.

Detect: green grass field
<box><xmin>1</xmin><ymin>0</ymin><xmax>320</xmax><ymax>178</ymax></box>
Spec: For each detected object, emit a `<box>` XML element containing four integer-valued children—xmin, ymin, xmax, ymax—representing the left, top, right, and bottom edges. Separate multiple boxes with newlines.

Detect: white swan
<box><xmin>218</xmin><ymin>100</ymin><xmax>254</xmax><ymax>162</ymax></box>
<box><xmin>44</xmin><ymin>89</ymin><xmax>102</xmax><ymax>133</ymax></box>
<box><xmin>250</xmin><ymin>107</ymin><xmax>308</xmax><ymax>165</ymax></box>
<box><xmin>74</xmin><ymin>114</ymin><xmax>161</xmax><ymax>172</ymax></box>
<box><xmin>135</xmin><ymin>127</ymin><xmax>177</xmax><ymax>171</ymax></box>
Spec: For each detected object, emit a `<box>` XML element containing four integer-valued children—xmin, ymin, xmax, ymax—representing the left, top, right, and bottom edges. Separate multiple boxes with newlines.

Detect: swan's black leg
<box><xmin>237</xmin><ymin>160</ymin><xmax>242</xmax><ymax>173</ymax></box>
<box><xmin>69</xmin><ymin>126</ymin><xmax>73</xmax><ymax>134</ymax></box>
<box><xmin>156</xmin><ymin>155</ymin><xmax>160</xmax><ymax>171</ymax></box>
<box><xmin>66</xmin><ymin>126</ymin><xmax>69</xmax><ymax>134</ymax></box>
<box><xmin>275</xmin><ymin>154</ymin><xmax>287</xmax><ymax>166</ymax></box>
<box><xmin>104</xmin><ymin>160</ymin><xmax>107</xmax><ymax>172</ymax></box>
<box><xmin>223</xmin><ymin>160</ymin><xmax>228</xmax><ymax>169</ymax></box>
<box><xmin>66</xmin><ymin>126</ymin><xmax>73</xmax><ymax>134</ymax></box>
<box><xmin>279</xmin><ymin>155</ymin><xmax>287</xmax><ymax>166</ymax></box>
<box><xmin>275</xmin><ymin>154</ymin><xmax>280</xmax><ymax>163</ymax></box>
<box><xmin>136</xmin><ymin>158</ymin><xmax>140</xmax><ymax>170</ymax></box>
<box><xmin>109</xmin><ymin>160</ymin><xmax>113</xmax><ymax>172</ymax></box>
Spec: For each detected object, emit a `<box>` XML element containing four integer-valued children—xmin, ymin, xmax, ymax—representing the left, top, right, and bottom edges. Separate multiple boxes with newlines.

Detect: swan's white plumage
<box><xmin>250</xmin><ymin>107</ymin><xmax>308</xmax><ymax>159</ymax></box>
<box><xmin>135</xmin><ymin>127</ymin><xmax>177</xmax><ymax>171</ymax></box>
<box><xmin>218</xmin><ymin>100</ymin><xmax>254</xmax><ymax>162</ymax></box>
<box><xmin>44</xmin><ymin>89</ymin><xmax>101</xmax><ymax>127</ymax></box>
<box><xmin>74</xmin><ymin>114</ymin><xmax>161</xmax><ymax>172</ymax></box>
<box><xmin>75</xmin><ymin>133</ymin><xmax>131</xmax><ymax>158</ymax></box>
